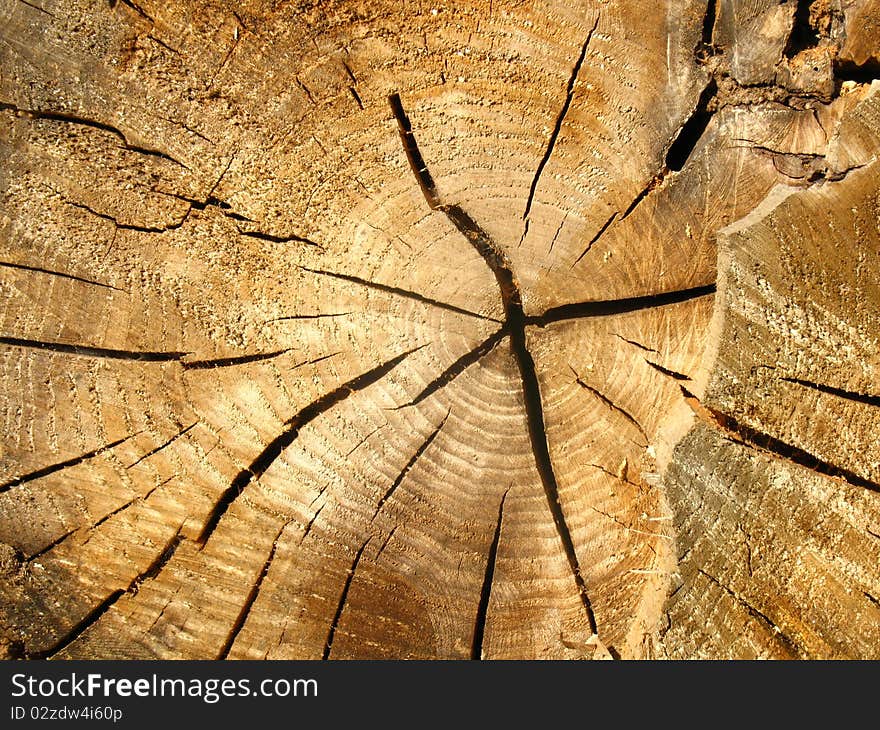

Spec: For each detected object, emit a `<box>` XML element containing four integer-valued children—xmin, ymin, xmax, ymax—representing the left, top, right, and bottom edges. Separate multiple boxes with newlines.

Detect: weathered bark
<box><xmin>0</xmin><ymin>0</ymin><xmax>877</xmax><ymax>659</ymax></box>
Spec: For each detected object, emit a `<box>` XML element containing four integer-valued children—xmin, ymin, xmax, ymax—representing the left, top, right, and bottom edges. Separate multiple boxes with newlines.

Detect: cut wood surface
<box><xmin>0</xmin><ymin>0</ymin><xmax>877</xmax><ymax>659</ymax></box>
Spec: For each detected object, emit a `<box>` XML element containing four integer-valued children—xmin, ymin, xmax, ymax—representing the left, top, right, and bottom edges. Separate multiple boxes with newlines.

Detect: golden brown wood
<box><xmin>0</xmin><ymin>0</ymin><xmax>877</xmax><ymax>659</ymax></box>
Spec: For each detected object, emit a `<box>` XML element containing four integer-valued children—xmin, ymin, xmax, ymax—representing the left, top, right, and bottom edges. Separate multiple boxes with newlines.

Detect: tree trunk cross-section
<box><xmin>0</xmin><ymin>0</ymin><xmax>877</xmax><ymax>660</ymax></box>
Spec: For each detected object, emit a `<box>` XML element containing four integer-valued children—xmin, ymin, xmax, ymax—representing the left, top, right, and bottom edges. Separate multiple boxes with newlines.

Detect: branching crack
<box><xmin>375</xmin><ymin>526</ymin><xmax>397</xmax><ymax>560</ymax></box>
<box><xmin>391</xmin><ymin>92</ymin><xmax>605</xmax><ymax>642</ymax></box>
<box><xmin>197</xmin><ymin>345</ymin><xmax>425</xmax><ymax>544</ymax></box>
<box><xmin>115</xmin><ymin>0</ymin><xmax>154</xmax><ymax>23</ymax></box>
<box><xmin>0</xmin><ymin>101</ymin><xmax>184</xmax><ymax>167</ymax></box>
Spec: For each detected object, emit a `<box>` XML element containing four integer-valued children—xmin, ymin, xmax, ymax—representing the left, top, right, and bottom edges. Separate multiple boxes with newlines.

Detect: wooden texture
<box><xmin>0</xmin><ymin>0</ymin><xmax>877</xmax><ymax>659</ymax></box>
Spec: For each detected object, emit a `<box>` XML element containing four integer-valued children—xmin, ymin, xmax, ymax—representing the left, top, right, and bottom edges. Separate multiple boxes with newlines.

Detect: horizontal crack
<box><xmin>0</xmin><ymin>261</ymin><xmax>123</xmax><ymax>291</ymax></box>
<box><xmin>0</xmin><ymin>335</ymin><xmax>186</xmax><ymax>361</ymax></box>
<box><xmin>529</xmin><ymin>283</ymin><xmax>716</xmax><ymax>326</ymax></box>
<box><xmin>0</xmin><ymin>101</ymin><xmax>185</xmax><ymax>167</ymax></box>
<box><xmin>782</xmin><ymin>376</ymin><xmax>880</xmax><ymax>408</ymax></box>
<box><xmin>264</xmin><ymin>312</ymin><xmax>351</xmax><ymax>323</ymax></box>
<box><xmin>298</xmin><ymin>265</ymin><xmax>497</xmax><ymax>322</ymax></box>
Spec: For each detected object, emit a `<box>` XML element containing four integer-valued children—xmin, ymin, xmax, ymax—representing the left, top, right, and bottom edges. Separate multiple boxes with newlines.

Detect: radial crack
<box><xmin>300</xmin><ymin>502</ymin><xmax>327</xmax><ymax>543</ymax></box>
<box><xmin>127</xmin><ymin>423</ymin><xmax>197</xmax><ymax>468</ymax></box>
<box><xmin>614</xmin><ymin>334</ymin><xmax>659</xmax><ymax>353</ymax></box>
<box><xmin>529</xmin><ymin>283</ymin><xmax>716</xmax><ymax>326</ymax></box>
<box><xmin>183</xmin><ymin>348</ymin><xmax>293</xmax><ymax>370</ymax></box>
<box><xmin>0</xmin><ymin>102</ymin><xmax>184</xmax><ymax>167</ymax></box>
<box><xmin>389</xmin><ymin>93</ymin><xmax>441</xmax><ymax>208</ymax></box>
<box><xmin>0</xmin><ymin>336</ymin><xmax>187</xmax><ymax>362</ymax></box>
<box><xmin>15</xmin><ymin>0</ymin><xmax>53</xmax><ymax>15</ymax></box>
<box><xmin>570</xmin><ymin>367</ymin><xmax>649</xmax><ymax>444</ymax></box>
<box><xmin>0</xmin><ymin>431</ymin><xmax>142</xmax><ymax>493</ymax></box>
<box><xmin>322</xmin><ymin>537</ymin><xmax>371</xmax><ymax>660</ymax></box>
<box><xmin>697</xmin><ymin>568</ymin><xmax>801</xmax><ymax>657</ymax></box>
<box><xmin>522</xmin><ymin>14</ymin><xmax>600</xmax><ymax>222</ymax></box>
<box><xmin>665</xmin><ymin>78</ymin><xmax>718</xmax><ymax>172</ymax></box>
<box><xmin>67</xmin><ymin>200</ymin><xmax>186</xmax><ymax>233</ymax></box>
<box><xmin>513</xmin><ymin>329</ymin><xmax>599</xmax><ymax>635</ymax></box>
<box><xmin>573</xmin><ymin>211</ymin><xmax>617</xmax><ymax>265</ymax></box>
<box><xmin>197</xmin><ymin>345</ymin><xmax>425</xmax><ymax>544</ymax></box>
<box><xmin>265</xmin><ymin>312</ymin><xmax>351</xmax><ymax>323</ymax></box>
<box><xmin>471</xmin><ymin>488</ymin><xmax>508</xmax><ymax>660</ymax></box>
<box><xmin>27</xmin><ymin>529</ymin><xmax>183</xmax><ymax>658</ymax></box>
<box><xmin>681</xmin><ymin>386</ymin><xmax>880</xmax><ymax>493</ymax></box>
<box><xmin>645</xmin><ymin>359</ymin><xmax>692</xmax><ymax>381</ymax></box>
<box><xmin>373</xmin><ymin>411</ymin><xmax>450</xmax><ymax>518</ymax></box>
<box><xmin>298</xmin><ymin>265</ymin><xmax>497</xmax><ymax>322</ymax></box>
<box><xmin>237</xmin><ymin>227</ymin><xmax>323</xmax><ymax>248</ymax></box>
<box><xmin>0</xmin><ymin>261</ymin><xmax>122</xmax><ymax>290</ymax></box>
<box><xmin>782</xmin><ymin>377</ymin><xmax>880</xmax><ymax>408</ymax></box>
<box><xmin>217</xmin><ymin>519</ymin><xmax>294</xmax><ymax>659</ymax></box>
<box><xmin>440</xmin><ymin>204</ymin><xmax>521</xmax><ymax>309</ymax></box>
<box><xmin>394</xmin><ymin>329</ymin><xmax>506</xmax><ymax>409</ymax></box>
